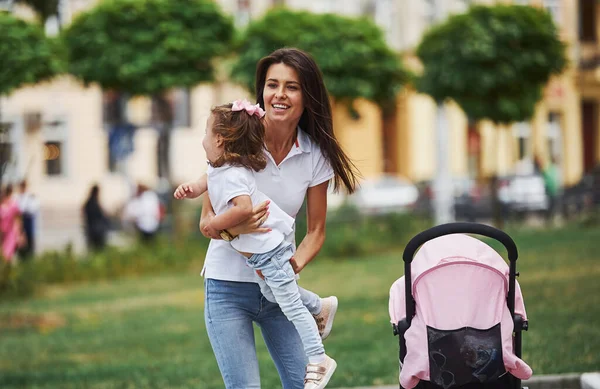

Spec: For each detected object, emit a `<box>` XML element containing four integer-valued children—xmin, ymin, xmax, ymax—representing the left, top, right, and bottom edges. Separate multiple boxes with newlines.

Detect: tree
<box><xmin>416</xmin><ymin>4</ymin><xmax>567</xmax><ymax>226</ymax></box>
<box><xmin>231</xmin><ymin>8</ymin><xmax>410</xmax><ymax>173</ymax></box>
<box><xmin>62</xmin><ymin>0</ymin><xmax>234</xmax><ymax>183</ymax></box>
<box><xmin>0</xmin><ymin>11</ymin><xmax>63</xmax><ymax>188</ymax></box>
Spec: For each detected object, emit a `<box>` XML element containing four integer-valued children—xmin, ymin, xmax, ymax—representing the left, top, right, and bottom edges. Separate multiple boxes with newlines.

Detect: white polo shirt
<box><xmin>206</xmin><ymin>164</ymin><xmax>294</xmax><ymax>254</ymax></box>
<box><xmin>202</xmin><ymin>128</ymin><xmax>334</xmax><ymax>282</ymax></box>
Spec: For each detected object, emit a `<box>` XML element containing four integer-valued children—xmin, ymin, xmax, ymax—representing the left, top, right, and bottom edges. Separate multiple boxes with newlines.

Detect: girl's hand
<box><xmin>199</xmin><ymin>214</ymin><xmax>220</xmax><ymax>239</ymax></box>
<box><xmin>174</xmin><ymin>183</ymin><xmax>195</xmax><ymax>199</ymax></box>
<box><xmin>228</xmin><ymin>200</ymin><xmax>271</xmax><ymax>236</ymax></box>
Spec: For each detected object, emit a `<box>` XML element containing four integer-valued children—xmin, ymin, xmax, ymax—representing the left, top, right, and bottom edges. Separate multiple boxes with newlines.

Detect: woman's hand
<box><xmin>228</xmin><ymin>200</ymin><xmax>271</xmax><ymax>236</ymax></box>
<box><xmin>200</xmin><ymin>191</ymin><xmax>220</xmax><ymax>239</ymax></box>
<box><xmin>289</xmin><ymin>257</ymin><xmax>304</xmax><ymax>274</ymax></box>
<box><xmin>199</xmin><ymin>214</ymin><xmax>221</xmax><ymax>239</ymax></box>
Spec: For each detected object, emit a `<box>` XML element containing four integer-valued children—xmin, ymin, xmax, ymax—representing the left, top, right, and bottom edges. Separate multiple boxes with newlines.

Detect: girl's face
<box><xmin>263</xmin><ymin>63</ymin><xmax>304</xmax><ymax>127</ymax></box>
<box><xmin>202</xmin><ymin>114</ymin><xmax>223</xmax><ymax>164</ymax></box>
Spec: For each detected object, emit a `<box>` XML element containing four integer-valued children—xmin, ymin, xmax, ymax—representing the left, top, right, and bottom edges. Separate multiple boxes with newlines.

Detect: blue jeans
<box><xmin>205</xmin><ymin>278</ymin><xmax>307</xmax><ymax>389</ymax></box>
<box><xmin>247</xmin><ymin>242</ymin><xmax>324</xmax><ymax>358</ymax></box>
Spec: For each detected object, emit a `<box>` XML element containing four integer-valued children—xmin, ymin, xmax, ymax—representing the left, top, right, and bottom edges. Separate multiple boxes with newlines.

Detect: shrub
<box><xmin>0</xmin><ymin>205</ymin><xmax>428</xmax><ymax>300</ymax></box>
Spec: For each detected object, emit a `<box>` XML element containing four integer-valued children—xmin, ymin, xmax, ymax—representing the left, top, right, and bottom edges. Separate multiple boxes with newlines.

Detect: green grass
<box><xmin>0</xmin><ymin>225</ymin><xmax>599</xmax><ymax>388</ymax></box>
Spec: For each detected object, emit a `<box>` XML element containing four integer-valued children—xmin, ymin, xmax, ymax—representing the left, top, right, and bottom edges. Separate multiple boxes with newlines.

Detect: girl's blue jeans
<box><xmin>248</xmin><ymin>242</ymin><xmax>324</xmax><ymax>359</ymax></box>
<box><xmin>205</xmin><ymin>277</ymin><xmax>307</xmax><ymax>389</ymax></box>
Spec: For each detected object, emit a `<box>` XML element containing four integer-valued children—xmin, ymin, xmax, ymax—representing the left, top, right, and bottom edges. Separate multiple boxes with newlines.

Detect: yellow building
<box><xmin>332</xmin><ymin>0</ymin><xmax>588</xmax><ymax>188</ymax></box>
<box><xmin>1</xmin><ymin>0</ymin><xmax>596</xmax><ymax>251</ymax></box>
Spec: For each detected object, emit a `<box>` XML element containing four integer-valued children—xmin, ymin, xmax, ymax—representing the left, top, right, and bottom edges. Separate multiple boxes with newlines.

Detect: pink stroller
<box><xmin>389</xmin><ymin>223</ymin><xmax>532</xmax><ymax>389</ymax></box>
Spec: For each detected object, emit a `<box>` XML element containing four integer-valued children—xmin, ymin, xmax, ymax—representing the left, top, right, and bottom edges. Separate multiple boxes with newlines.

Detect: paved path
<box><xmin>332</xmin><ymin>372</ymin><xmax>600</xmax><ymax>389</ymax></box>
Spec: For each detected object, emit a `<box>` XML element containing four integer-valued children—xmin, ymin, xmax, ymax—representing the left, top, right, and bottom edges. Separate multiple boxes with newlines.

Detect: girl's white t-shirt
<box><xmin>206</xmin><ymin>164</ymin><xmax>294</xmax><ymax>254</ymax></box>
<box><xmin>201</xmin><ymin>128</ymin><xmax>334</xmax><ymax>282</ymax></box>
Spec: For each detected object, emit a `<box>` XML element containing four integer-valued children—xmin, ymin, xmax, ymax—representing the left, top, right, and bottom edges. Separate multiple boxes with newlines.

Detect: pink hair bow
<box><xmin>231</xmin><ymin>99</ymin><xmax>266</xmax><ymax>118</ymax></box>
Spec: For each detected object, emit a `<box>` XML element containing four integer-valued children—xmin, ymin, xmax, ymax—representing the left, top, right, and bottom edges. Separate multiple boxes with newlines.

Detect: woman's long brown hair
<box><xmin>210</xmin><ymin>103</ymin><xmax>267</xmax><ymax>172</ymax></box>
<box><xmin>255</xmin><ymin>48</ymin><xmax>360</xmax><ymax>193</ymax></box>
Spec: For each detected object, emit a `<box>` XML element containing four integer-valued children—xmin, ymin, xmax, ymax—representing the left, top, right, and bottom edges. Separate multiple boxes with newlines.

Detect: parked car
<box><xmin>414</xmin><ymin>177</ymin><xmax>494</xmax><ymax>221</ymax></box>
<box><xmin>562</xmin><ymin>164</ymin><xmax>600</xmax><ymax>218</ymax></box>
<box><xmin>416</xmin><ymin>173</ymin><xmax>550</xmax><ymax>221</ymax></box>
<box><xmin>497</xmin><ymin>173</ymin><xmax>549</xmax><ymax>215</ymax></box>
<box><xmin>328</xmin><ymin>174</ymin><xmax>419</xmax><ymax>215</ymax></box>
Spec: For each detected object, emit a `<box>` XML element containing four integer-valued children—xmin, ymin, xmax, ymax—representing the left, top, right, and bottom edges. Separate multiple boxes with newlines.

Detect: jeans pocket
<box><xmin>271</xmin><ymin>244</ymin><xmax>293</xmax><ymax>270</ymax></box>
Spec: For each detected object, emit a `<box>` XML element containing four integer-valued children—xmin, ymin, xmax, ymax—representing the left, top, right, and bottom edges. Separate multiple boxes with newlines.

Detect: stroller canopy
<box><xmin>389</xmin><ymin>234</ymin><xmax>532</xmax><ymax>389</ymax></box>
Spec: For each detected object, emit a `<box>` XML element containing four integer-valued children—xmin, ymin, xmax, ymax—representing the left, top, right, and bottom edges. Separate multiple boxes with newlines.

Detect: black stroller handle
<box><xmin>402</xmin><ymin>222</ymin><xmax>519</xmax><ymax>328</ymax></box>
<box><xmin>403</xmin><ymin>222</ymin><xmax>518</xmax><ymax>263</ymax></box>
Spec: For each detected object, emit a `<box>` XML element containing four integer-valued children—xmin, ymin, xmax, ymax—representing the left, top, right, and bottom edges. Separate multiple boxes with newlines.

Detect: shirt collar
<box><xmin>295</xmin><ymin>127</ymin><xmax>311</xmax><ymax>154</ymax></box>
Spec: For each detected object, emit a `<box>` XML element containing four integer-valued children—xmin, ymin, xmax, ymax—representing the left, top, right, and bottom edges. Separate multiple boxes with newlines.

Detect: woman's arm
<box><xmin>209</xmin><ymin>195</ymin><xmax>253</xmax><ymax>231</ymax></box>
<box><xmin>290</xmin><ymin>181</ymin><xmax>329</xmax><ymax>274</ymax></box>
<box><xmin>200</xmin><ymin>194</ymin><xmax>221</xmax><ymax>239</ymax></box>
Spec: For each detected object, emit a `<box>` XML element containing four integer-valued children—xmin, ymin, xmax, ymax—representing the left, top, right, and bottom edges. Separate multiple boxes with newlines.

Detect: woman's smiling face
<box><xmin>262</xmin><ymin>63</ymin><xmax>304</xmax><ymax>126</ymax></box>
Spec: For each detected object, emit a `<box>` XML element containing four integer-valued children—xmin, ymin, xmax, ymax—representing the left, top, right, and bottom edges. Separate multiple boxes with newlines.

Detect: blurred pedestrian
<box><xmin>83</xmin><ymin>184</ymin><xmax>110</xmax><ymax>251</ymax></box>
<box><xmin>16</xmin><ymin>180</ymin><xmax>39</xmax><ymax>259</ymax></box>
<box><xmin>0</xmin><ymin>185</ymin><xmax>24</xmax><ymax>262</ymax></box>
<box><xmin>122</xmin><ymin>183</ymin><xmax>161</xmax><ymax>243</ymax></box>
<box><xmin>542</xmin><ymin>155</ymin><xmax>561</xmax><ymax>224</ymax></box>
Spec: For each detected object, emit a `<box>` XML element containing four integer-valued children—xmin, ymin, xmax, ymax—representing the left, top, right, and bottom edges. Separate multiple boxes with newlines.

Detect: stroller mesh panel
<box><xmin>427</xmin><ymin>323</ymin><xmax>505</xmax><ymax>389</ymax></box>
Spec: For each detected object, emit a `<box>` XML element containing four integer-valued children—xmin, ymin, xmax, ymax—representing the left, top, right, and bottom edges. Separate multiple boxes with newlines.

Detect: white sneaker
<box><xmin>313</xmin><ymin>296</ymin><xmax>338</xmax><ymax>340</ymax></box>
<box><xmin>304</xmin><ymin>355</ymin><xmax>337</xmax><ymax>389</ymax></box>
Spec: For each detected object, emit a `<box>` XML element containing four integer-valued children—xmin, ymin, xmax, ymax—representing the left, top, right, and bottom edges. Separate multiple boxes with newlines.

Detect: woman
<box><xmin>199</xmin><ymin>48</ymin><xmax>359</xmax><ymax>388</ymax></box>
<box><xmin>0</xmin><ymin>185</ymin><xmax>23</xmax><ymax>261</ymax></box>
<box><xmin>83</xmin><ymin>184</ymin><xmax>109</xmax><ymax>251</ymax></box>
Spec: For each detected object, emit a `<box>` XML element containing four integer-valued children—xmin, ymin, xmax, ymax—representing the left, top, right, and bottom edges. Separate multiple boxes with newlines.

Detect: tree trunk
<box><xmin>152</xmin><ymin>93</ymin><xmax>175</xmax><ymax>236</ymax></box>
<box><xmin>152</xmin><ymin>94</ymin><xmax>173</xmax><ymax>184</ymax></box>
<box><xmin>491</xmin><ymin>128</ymin><xmax>505</xmax><ymax>229</ymax></box>
<box><xmin>433</xmin><ymin>102</ymin><xmax>454</xmax><ymax>225</ymax></box>
<box><xmin>381</xmin><ymin>105</ymin><xmax>398</xmax><ymax>174</ymax></box>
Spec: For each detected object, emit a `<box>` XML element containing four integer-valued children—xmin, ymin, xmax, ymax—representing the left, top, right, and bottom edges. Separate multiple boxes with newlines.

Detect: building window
<box><xmin>0</xmin><ymin>119</ymin><xmax>18</xmax><ymax>182</ymax></box>
<box><xmin>107</xmin><ymin>123</ymin><xmax>135</xmax><ymax>173</ymax></box>
<box><xmin>579</xmin><ymin>0</ymin><xmax>597</xmax><ymax>42</ymax></box>
<box><xmin>171</xmin><ymin>88</ymin><xmax>191</xmax><ymax>128</ymax></box>
<box><xmin>547</xmin><ymin>112</ymin><xmax>562</xmax><ymax>162</ymax></box>
<box><xmin>44</xmin><ymin>141</ymin><xmax>63</xmax><ymax>176</ymax></box>
<box><xmin>513</xmin><ymin>122</ymin><xmax>532</xmax><ymax>173</ymax></box>
<box><xmin>103</xmin><ymin>90</ymin><xmax>127</xmax><ymax>129</ymax></box>
<box><xmin>42</xmin><ymin>117</ymin><xmax>68</xmax><ymax>178</ymax></box>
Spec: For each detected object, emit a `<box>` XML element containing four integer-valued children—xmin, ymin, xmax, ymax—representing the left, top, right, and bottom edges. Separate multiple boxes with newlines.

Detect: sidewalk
<box><xmin>36</xmin><ymin>207</ymin><xmax>129</xmax><ymax>255</ymax></box>
<box><xmin>332</xmin><ymin>372</ymin><xmax>600</xmax><ymax>389</ymax></box>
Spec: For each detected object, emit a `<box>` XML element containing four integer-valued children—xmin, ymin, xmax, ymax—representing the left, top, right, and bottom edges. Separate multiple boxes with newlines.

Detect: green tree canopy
<box><xmin>416</xmin><ymin>5</ymin><xmax>567</xmax><ymax>124</ymax></box>
<box><xmin>231</xmin><ymin>8</ymin><xmax>409</xmax><ymax>111</ymax></box>
<box><xmin>0</xmin><ymin>11</ymin><xmax>63</xmax><ymax>96</ymax></box>
<box><xmin>62</xmin><ymin>0</ymin><xmax>234</xmax><ymax>96</ymax></box>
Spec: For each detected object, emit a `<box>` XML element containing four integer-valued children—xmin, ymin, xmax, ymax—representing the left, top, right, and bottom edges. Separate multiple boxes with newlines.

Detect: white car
<box><xmin>328</xmin><ymin>175</ymin><xmax>419</xmax><ymax>215</ymax></box>
<box><xmin>497</xmin><ymin>174</ymin><xmax>549</xmax><ymax>212</ymax></box>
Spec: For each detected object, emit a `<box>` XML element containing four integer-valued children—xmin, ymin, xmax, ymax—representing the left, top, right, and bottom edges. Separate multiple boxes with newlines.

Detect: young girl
<box><xmin>174</xmin><ymin>99</ymin><xmax>338</xmax><ymax>389</ymax></box>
